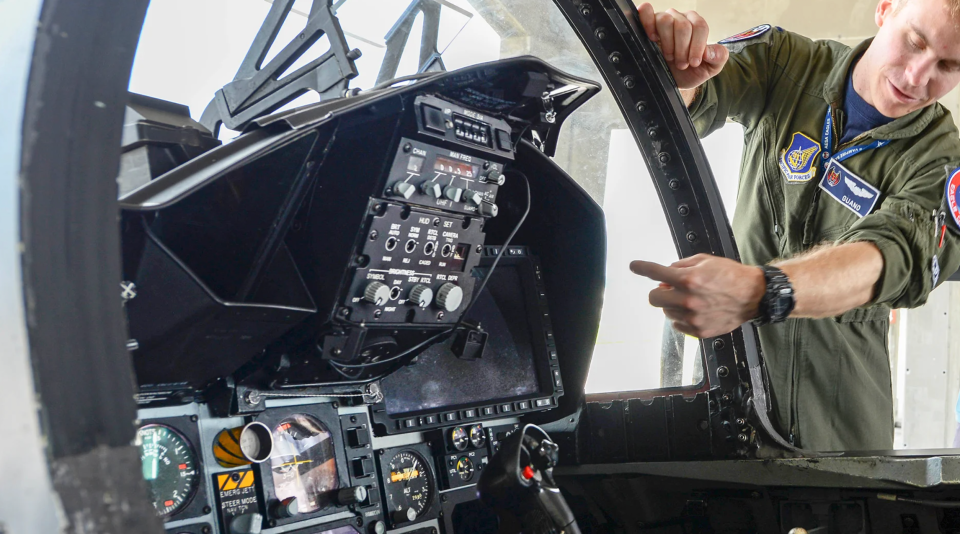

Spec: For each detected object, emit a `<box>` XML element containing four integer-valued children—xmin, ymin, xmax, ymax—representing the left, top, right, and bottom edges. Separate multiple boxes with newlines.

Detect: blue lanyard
<box><xmin>821</xmin><ymin>106</ymin><xmax>890</xmax><ymax>174</ymax></box>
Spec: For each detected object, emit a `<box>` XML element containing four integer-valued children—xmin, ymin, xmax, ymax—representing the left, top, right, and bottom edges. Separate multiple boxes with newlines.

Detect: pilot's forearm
<box><xmin>680</xmin><ymin>86</ymin><xmax>698</xmax><ymax>107</ymax></box>
<box><xmin>774</xmin><ymin>241</ymin><xmax>884</xmax><ymax>318</ymax></box>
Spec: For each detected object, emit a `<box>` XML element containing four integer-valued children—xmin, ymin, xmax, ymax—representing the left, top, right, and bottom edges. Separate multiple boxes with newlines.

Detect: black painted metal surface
<box><xmin>550</xmin><ymin>0</ymin><xmax>803</xmax><ymax>460</ymax></box>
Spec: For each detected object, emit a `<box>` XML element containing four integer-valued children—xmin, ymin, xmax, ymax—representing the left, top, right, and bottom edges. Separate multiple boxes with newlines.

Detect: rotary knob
<box><xmin>271</xmin><ymin>497</ymin><xmax>298</xmax><ymax>519</ymax></box>
<box><xmin>363</xmin><ymin>281</ymin><xmax>391</xmax><ymax>306</ymax></box>
<box><xmin>484</xmin><ymin>169</ymin><xmax>505</xmax><ymax>185</ymax></box>
<box><xmin>478</xmin><ymin>201</ymin><xmax>498</xmax><ymax>217</ymax></box>
<box><xmin>393</xmin><ymin>508</ymin><xmax>417</xmax><ymax>525</ymax></box>
<box><xmin>392</xmin><ymin>182</ymin><xmax>416</xmax><ymax>199</ymax></box>
<box><xmin>409</xmin><ymin>285</ymin><xmax>434</xmax><ymax>308</ymax></box>
<box><xmin>462</xmin><ymin>189</ymin><xmax>484</xmax><ymax>206</ymax></box>
<box><xmin>334</xmin><ymin>485</ymin><xmax>368</xmax><ymax>506</ymax></box>
<box><xmin>436</xmin><ymin>283</ymin><xmax>464</xmax><ymax>312</ymax></box>
<box><xmin>420</xmin><ymin>180</ymin><xmax>443</xmax><ymax>198</ymax></box>
<box><xmin>443</xmin><ymin>185</ymin><xmax>463</xmax><ymax>202</ymax></box>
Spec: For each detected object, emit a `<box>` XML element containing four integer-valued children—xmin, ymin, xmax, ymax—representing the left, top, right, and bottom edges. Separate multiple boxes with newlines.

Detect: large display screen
<box><xmin>381</xmin><ymin>262</ymin><xmax>540</xmax><ymax>415</ymax></box>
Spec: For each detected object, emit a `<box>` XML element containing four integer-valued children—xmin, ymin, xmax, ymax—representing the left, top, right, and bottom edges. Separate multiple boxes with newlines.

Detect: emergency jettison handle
<box><xmin>478</xmin><ymin>424</ymin><xmax>581</xmax><ymax>534</ymax></box>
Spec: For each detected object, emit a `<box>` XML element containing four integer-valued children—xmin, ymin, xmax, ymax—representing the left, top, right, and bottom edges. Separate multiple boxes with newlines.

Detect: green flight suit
<box><xmin>689</xmin><ymin>27</ymin><xmax>960</xmax><ymax>451</ymax></box>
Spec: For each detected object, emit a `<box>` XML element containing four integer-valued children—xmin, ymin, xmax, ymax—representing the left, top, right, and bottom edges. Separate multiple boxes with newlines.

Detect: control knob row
<box><xmin>362</xmin><ymin>281</ymin><xmax>463</xmax><ymax>311</ymax></box>
<box><xmin>388</xmin><ymin>179</ymin><xmax>496</xmax><ymax>214</ymax></box>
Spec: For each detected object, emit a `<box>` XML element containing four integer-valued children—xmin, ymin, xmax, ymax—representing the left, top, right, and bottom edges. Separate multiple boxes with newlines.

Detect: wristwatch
<box><xmin>751</xmin><ymin>265</ymin><xmax>796</xmax><ymax>326</ymax></box>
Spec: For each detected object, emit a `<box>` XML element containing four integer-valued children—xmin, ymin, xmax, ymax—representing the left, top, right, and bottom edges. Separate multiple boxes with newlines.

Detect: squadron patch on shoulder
<box><xmin>819</xmin><ymin>160</ymin><xmax>880</xmax><ymax>218</ymax></box>
<box><xmin>718</xmin><ymin>24</ymin><xmax>772</xmax><ymax>44</ymax></box>
<box><xmin>945</xmin><ymin>167</ymin><xmax>960</xmax><ymax>231</ymax></box>
<box><xmin>779</xmin><ymin>132</ymin><xmax>821</xmax><ymax>183</ymax></box>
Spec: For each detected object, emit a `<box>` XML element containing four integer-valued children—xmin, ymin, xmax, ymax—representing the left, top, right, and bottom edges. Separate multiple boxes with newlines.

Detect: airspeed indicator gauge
<box><xmin>137</xmin><ymin>424</ymin><xmax>200</xmax><ymax>517</ymax></box>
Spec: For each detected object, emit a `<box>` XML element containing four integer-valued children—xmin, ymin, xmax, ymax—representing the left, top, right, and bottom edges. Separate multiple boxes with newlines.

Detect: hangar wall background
<box><xmin>642</xmin><ymin>0</ymin><xmax>960</xmax><ymax>450</ymax></box>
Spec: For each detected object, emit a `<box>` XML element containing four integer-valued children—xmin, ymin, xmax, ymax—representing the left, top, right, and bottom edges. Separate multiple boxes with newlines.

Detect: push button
<box><xmin>347</xmin><ymin>427</ymin><xmax>370</xmax><ymax>448</ymax></box>
<box><xmin>496</xmin><ymin>129</ymin><xmax>512</xmax><ymax>151</ymax></box>
<box><xmin>422</xmin><ymin>104</ymin><xmax>446</xmax><ymax>133</ymax></box>
<box><xmin>352</xmin><ymin>457</ymin><xmax>374</xmax><ymax>477</ymax></box>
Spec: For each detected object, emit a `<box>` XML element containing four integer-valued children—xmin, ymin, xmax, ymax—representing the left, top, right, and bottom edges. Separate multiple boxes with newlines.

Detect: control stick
<box><xmin>477</xmin><ymin>424</ymin><xmax>580</xmax><ymax>534</ymax></box>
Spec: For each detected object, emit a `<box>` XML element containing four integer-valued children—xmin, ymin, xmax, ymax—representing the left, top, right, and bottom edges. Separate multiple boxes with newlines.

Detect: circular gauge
<box><xmin>270</xmin><ymin>414</ymin><xmax>339</xmax><ymax>514</ymax></box>
<box><xmin>384</xmin><ymin>450</ymin><xmax>435</xmax><ymax>522</ymax></box>
<box><xmin>137</xmin><ymin>424</ymin><xmax>200</xmax><ymax>517</ymax></box>
<box><xmin>450</xmin><ymin>426</ymin><xmax>469</xmax><ymax>451</ymax></box>
<box><xmin>468</xmin><ymin>424</ymin><xmax>486</xmax><ymax>449</ymax></box>
<box><xmin>455</xmin><ymin>456</ymin><xmax>475</xmax><ymax>482</ymax></box>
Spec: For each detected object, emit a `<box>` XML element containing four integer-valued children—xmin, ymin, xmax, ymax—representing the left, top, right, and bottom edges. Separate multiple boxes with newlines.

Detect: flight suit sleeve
<box><xmin>836</xmin><ymin>158</ymin><xmax>960</xmax><ymax>309</ymax></box>
<box><xmin>687</xmin><ymin>27</ymin><xmax>790</xmax><ymax>136</ymax></box>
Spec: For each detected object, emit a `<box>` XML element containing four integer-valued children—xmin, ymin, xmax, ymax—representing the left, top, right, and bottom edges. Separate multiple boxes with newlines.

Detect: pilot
<box><xmin>630</xmin><ymin>0</ymin><xmax>960</xmax><ymax>451</ymax></box>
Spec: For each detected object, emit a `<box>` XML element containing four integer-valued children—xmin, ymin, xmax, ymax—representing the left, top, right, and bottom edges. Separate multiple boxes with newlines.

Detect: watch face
<box><xmin>770</xmin><ymin>290</ymin><xmax>793</xmax><ymax>317</ymax></box>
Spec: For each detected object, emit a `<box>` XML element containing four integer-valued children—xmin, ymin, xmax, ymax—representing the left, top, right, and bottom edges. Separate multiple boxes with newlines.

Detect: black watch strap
<box><xmin>752</xmin><ymin>265</ymin><xmax>795</xmax><ymax>326</ymax></box>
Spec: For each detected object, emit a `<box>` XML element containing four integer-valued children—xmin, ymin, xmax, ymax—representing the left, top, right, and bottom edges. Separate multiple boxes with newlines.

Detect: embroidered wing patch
<box><xmin>819</xmin><ymin>160</ymin><xmax>880</xmax><ymax>218</ymax></box>
<box><xmin>779</xmin><ymin>132</ymin><xmax>821</xmax><ymax>183</ymax></box>
<box><xmin>718</xmin><ymin>24</ymin><xmax>771</xmax><ymax>44</ymax></box>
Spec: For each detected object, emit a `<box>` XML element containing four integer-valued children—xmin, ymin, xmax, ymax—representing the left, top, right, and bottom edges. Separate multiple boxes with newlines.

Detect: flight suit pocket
<box><xmin>834</xmin><ymin>305</ymin><xmax>889</xmax><ymax>324</ymax></box>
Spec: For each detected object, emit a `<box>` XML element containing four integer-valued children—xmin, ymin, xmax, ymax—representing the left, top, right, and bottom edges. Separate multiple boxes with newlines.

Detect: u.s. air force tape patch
<box><xmin>779</xmin><ymin>132</ymin><xmax>821</xmax><ymax>183</ymax></box>
<box><xmin>718</xmin><ymin>24</ymin><xmax>771</xmax><ymax>44</ymax></box>
<box><xmin>819</xmin><ymin>159</ymin><xmax>880</xmax><ymax>218</ymax></box>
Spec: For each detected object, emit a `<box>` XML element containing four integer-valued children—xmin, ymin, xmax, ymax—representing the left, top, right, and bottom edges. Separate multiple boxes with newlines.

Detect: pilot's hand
<box><xmin>629</xmin><ymin>254</ymin><xmax>764</xmax><ymax>338</ymax></box>
<box><xmin>636</xmin><ymin>3</ymin><xmax>729</xmax><ymax>90</ymax></box>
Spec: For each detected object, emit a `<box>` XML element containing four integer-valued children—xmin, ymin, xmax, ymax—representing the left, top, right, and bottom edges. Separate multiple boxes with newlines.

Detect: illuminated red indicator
<box><xmin>521</xmin><ymin>466</ymin><xmax>535</xmax><ymax>480</ymax></box>
<box><xmin>164</xmin><ymin>500</ymin><xmax>174</xmax><ymax>507</ymax></box>
<box><xmin>178</xmin><ymin>464</ymin><xmax>187</xmax><ymax>470</ymax></box>
<box><xmin>280</xmin><ymin>423</ymin><xmax>291</xmax><ymax>431</ymax></box>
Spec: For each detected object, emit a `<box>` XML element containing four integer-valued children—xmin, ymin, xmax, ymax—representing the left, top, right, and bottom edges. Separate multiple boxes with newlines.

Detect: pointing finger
<box><xmin>629</xmin><ymin>260</ymin><xmax>686</xmax><ymax>287</ymax></box>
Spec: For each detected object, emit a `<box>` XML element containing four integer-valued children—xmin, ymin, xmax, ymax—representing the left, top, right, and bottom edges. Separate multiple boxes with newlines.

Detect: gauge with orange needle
<box><xmin>270</xmin><ymin>414</ymin><xmax>339</xmax><ymax>513</ymax></box>
<box><xmin>384</xmin><ymin>450</ymin><xmax>434</xmax><ymax>525</ymax></box>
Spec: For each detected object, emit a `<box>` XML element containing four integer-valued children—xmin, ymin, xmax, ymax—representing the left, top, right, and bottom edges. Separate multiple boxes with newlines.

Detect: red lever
<box><xmin>522</xmin><ymin>465</ymin><xmax>536</xmax><ymax>480</ymax></box>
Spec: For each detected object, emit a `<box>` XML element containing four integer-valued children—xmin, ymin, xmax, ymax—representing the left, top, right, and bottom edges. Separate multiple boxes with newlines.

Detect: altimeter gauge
<box><xmin>384</xmin><ymin>450</ymin><xmax>435</xmax><ymax>524</ymax></box>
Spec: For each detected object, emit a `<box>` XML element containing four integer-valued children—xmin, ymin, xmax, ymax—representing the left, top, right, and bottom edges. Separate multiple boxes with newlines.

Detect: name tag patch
<box><xmin>819</xmin><ymin>160</ymin><xmax>879</xmax><ymax>218</ymax></box>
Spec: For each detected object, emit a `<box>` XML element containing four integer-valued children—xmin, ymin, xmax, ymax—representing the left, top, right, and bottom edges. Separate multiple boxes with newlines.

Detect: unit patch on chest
<box><xmin>778</xmin><ymin>132</ymin><xmax>821</xmax><ymax>183</ymax></box>
<box><xmin>819</xmin><ymin>160</ymin><xmax>880</xmax><ymax>218</ymax></box>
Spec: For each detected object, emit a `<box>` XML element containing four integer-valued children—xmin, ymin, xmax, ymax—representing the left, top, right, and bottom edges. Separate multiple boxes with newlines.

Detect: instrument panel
<box><xmin>138</xmin><ymin>401</ymin><xmax>520</xmax><ymax>534</ymax></box>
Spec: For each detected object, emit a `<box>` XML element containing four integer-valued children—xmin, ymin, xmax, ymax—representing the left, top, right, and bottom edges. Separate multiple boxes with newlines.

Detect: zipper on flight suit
<box><xmin>788</xmin><ymin>318</ymin><xmax>801</xmax><ymax>446</ymax></box>
<box><xmin>758</xmin><ymin>122</ymin><xmax>784</xmax><ymax>241</ymax></box>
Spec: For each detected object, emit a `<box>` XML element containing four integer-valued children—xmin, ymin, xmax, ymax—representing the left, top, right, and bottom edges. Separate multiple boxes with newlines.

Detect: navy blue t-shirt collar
<box><xmin>839</xmin><ymin>57</ymin><xmax>894</xmax><ymax>145</ymax></box>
